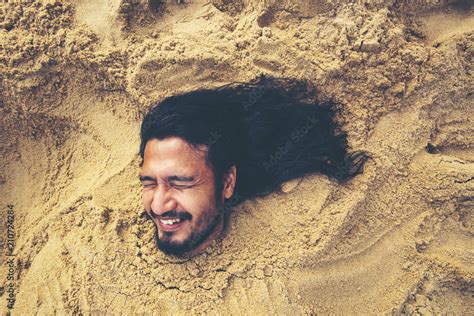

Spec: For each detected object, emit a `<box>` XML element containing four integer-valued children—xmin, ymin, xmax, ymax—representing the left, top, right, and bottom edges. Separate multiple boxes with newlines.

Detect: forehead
<box><xmin>142</xmin><ymin>137</ymin><xmax>210</xmax><ymax>176</ymax></box>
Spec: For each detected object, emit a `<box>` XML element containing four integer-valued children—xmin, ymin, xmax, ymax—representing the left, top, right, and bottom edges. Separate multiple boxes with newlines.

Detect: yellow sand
<box><xmin>0</xmin><ymin>0</ymin><xmax>473</xmax><ymax>314</ymax></box>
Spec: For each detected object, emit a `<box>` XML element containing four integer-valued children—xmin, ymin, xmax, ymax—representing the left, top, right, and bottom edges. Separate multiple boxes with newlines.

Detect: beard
<box><xmin>152</xmin><ymin>209</ymin><xmax>222</xmax><ymax>256</ymax></box>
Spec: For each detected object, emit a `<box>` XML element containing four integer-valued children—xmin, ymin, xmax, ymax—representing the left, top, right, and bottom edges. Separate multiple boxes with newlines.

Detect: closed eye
<box><xmin>170</xmin><ymin>183</ymin><xmax>195</xmax><ymax>190</ymax></box>
<box><xmin>142</xmin><ymin>182</ymin><xmax>156</xmax><ymax>189</ymax></box>
<box><xmin>140</xmin><ymin>181</ymin><xmax>193</xmax><ymax>190</ymax></box>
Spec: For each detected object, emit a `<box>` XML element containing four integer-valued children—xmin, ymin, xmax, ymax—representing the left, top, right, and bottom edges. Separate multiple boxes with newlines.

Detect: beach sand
<box><xmin>0</xmin><ymin>0</ymin><xmax>473</xmax><ymax>314</ymax></box>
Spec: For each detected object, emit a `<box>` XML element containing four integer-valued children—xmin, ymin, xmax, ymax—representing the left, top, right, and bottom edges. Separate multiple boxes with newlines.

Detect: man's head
<box><xmin>139</xmin><ymin>87</ymin><xmax>242</xmax><ymax>256</ymax></box>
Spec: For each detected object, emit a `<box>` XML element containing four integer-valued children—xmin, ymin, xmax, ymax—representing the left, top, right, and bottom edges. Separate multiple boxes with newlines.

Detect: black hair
<box><xmin>140</xmin><ymin>76</ymin><xmax>368</xmax><ymax>203</ymax></box>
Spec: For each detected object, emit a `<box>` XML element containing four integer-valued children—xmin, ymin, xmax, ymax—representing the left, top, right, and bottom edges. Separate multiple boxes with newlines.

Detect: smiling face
<box><xmin>140</xmin><ymin>137</ymin><xmax>236</xmax><ymax>256</ymax></box>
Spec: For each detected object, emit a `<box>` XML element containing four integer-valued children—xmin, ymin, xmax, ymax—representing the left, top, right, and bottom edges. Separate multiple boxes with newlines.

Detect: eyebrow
<box><xmin>139</xmin><ymin>175</ymin><xmax>195</xmax><ymax>182</ymax></box>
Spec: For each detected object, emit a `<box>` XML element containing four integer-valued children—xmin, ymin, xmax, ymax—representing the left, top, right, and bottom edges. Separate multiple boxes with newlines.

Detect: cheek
<box><xmin>142</xmin><ymin>190</ymin><xmax>153</xmax><ymax>211</ymax></box>
<box><xmin>177</xmin><ymin>189</ymin><xmax>216</xmax><ymax>218</ymax></box>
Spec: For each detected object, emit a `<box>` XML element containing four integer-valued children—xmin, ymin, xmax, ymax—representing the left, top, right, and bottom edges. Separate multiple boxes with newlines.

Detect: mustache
<box><xmin>148</xmin><ymin>210</ymin><xmax>192</xmax><ymax>221</ymax></box>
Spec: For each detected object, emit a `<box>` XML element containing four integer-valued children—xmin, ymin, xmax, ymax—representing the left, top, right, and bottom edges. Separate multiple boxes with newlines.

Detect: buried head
<box><xmin>140</xmin><ymin>137</ymin><xmax>236</xmax><ymax>256</ymax></box>
<box><xmin>139</xmin><ymin>77</ymin><xmax>368</xmax><ymax>255</ymax></box>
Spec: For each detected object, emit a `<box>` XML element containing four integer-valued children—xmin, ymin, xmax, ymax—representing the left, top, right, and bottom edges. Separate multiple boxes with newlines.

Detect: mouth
<box><xmin>157</xmin><ymin>213</ymin><xmax>189</xmax><ymax>232</ymax></box>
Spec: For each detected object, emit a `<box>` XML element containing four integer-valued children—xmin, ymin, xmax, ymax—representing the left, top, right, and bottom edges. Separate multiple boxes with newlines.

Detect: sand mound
<box><xmin>1</xmin><ymin>0</ymin><xmax>473</xmax><ymax>314</ymax></box>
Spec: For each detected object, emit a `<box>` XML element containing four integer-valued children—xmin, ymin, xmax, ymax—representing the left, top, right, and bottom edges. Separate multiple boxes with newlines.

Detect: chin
<box><xmin>155</xmin><ymin>231</ymin><xmax>193</xmax><ymax>255</ymax></box>
<box><xmin>157</xmin><ymin>240</ymin><xmax>192</xmax><ymax>256</ymax></box>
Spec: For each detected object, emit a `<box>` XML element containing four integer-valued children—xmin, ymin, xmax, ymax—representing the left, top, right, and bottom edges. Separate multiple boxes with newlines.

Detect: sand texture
<box><xmin>1</xmin><ymin>0</ymin><xmax>473</xmax><ymax>314</ymax></box>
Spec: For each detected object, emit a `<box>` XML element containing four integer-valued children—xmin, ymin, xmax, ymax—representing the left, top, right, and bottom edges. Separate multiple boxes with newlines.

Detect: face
<box><xmin>140</xmin><ymin>137</ymin><xmax>235</xmax><ymax>256</ymax></box>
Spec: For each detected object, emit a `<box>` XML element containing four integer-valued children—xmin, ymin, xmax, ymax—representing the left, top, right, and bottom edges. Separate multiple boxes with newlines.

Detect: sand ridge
<box><xmin>0</xmin><ymin>0</ymin><xmax>473</xmax><ymax>314</ymax></box>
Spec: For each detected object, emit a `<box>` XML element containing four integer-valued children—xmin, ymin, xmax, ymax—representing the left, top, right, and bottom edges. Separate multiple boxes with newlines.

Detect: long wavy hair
<box><xmin>140</xmin><ymin>76</ymin><xmax>368</xmax><ymax>203</ymax></box>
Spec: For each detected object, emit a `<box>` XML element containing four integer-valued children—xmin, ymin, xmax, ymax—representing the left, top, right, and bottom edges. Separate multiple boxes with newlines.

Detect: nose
<box><xmin>150</xmin><ymin>184</ymin><xmax>177</xmax><ymax>216</ymax></box>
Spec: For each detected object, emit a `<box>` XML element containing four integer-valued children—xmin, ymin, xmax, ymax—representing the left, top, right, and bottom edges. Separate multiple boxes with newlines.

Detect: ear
<box><xmin>222</xmin><ymin>165</ymin><xmax>237</xmax><ymax>199</ymax></box>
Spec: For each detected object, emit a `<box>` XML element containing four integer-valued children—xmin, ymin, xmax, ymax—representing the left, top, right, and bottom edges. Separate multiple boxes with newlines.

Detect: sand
<box><xmin>0</xmin><ymin>0</ymin><xmax>473</xmax><ymax>314</ymax></box>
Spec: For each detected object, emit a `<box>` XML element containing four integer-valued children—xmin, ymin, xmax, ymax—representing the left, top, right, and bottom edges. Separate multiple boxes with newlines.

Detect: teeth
<box><xmin>160</xmin><ymin>218</ymin><xmax>181</xmax><ymax>225</ymax></box>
